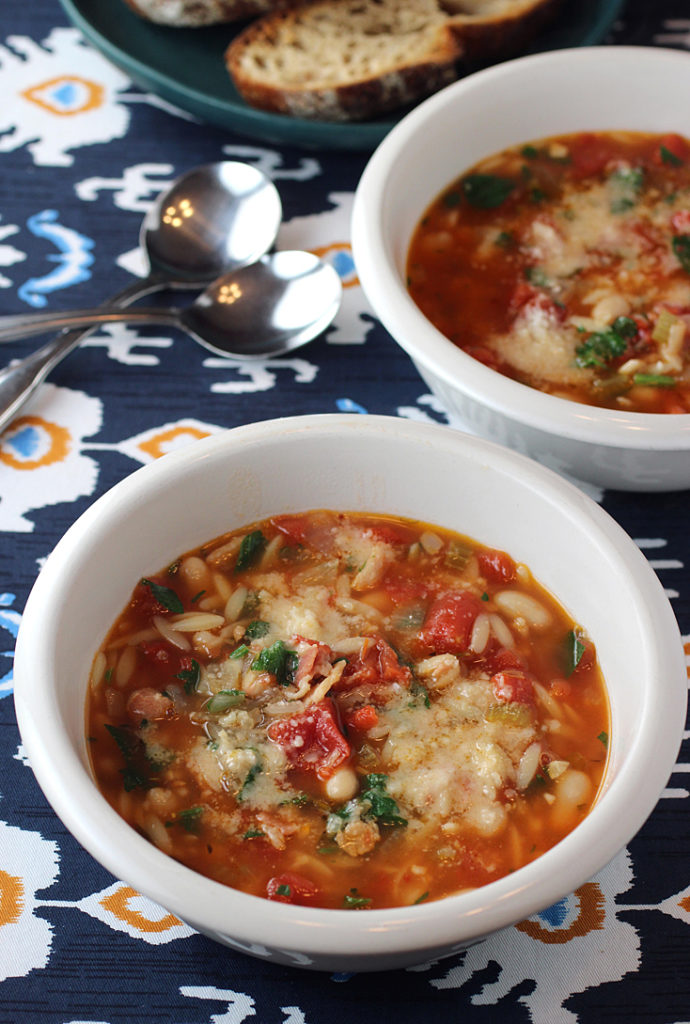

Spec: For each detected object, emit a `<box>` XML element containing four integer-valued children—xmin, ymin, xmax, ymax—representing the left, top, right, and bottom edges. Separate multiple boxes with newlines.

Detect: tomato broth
<box><xmin>87</xmin><ymin>511</ymin><xmax>609</xmax><ymax>910</ymax></box>
<box><xmin>407</xmin><ymin>131</ymin><xmax>690</xmax><ymax>413</ymax></box>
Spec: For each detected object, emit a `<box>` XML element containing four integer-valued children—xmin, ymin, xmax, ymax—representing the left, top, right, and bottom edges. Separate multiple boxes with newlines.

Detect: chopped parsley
<box><xmin>343</xmin><ymin>888</ymin><xmax>372</xmax><ymax>909</ymax></box>
<box><xmin>176</xmin><ymin>658</ymin><xmax>200</xmax><ymax>694</ymax></box>
<box><xmin>276</xmin><ymin>883</ymin><xmax>291</xmax><ymax>897</ymax></box>
<box><xmin>608</xmin><ymin>166</ymin><xmax>644</xmax><ymax>213</ymax></box>
<box><xmin>672</xmin><ymin>234</ymin><xmax>690</xmax><ymax>273</ymax></box>
<box><xmin>230</xmin><ymin>643</ymin><xmax>250</xmax><ymax>660</ymax></box>
<box><xmin>409</xmin><ymin>679</ymin><xmax>431</xmax><ymax>709</ymax></box>
<box><xmin>660</xmin><ymin>144</ymin><xmax>684</xmax><ymax>167</ymax></box>
<box><xmin>598</xmin><ymin>731</ymin><xmax>609</xmax><ymax>748</ymax></box>
<box><xmin>360</xmin><ymin>773</ymin><xmax>407</xmax><ymax>828</ymax></box>
<box><xmin>238</xmin><ymin>760</ymin><xmax>262</xmax><ymax>801</ymax></box>
<box><xmin>177</xmin><ymin>806</ymin><xmax>203</xmax><ymax>833</ymax></box>
<box><xmin>442</xmin><ymin>189</ymin><xmax>462</xmax><ymax>208</ymax></box>
<box><xmin>563</xmin><ymin>630</ymin><xmax>585</xmax><ymax>677</ymax></box>
<box><xmin>235</xmin><ymin>530</ymin><xmax>266</xmax><ymax>572</ymax></box>
<box><xmin>633</xmin><ymin>373</ymin><xmax>676</xmax><ymax>388</ymax></box>
<box><xmin>140</xmin><ymin>578</ymin><xmax>184</xmax><ymax>614</ymax></box>
<box><xmin>574</xmin><ymin>316</ymin><xmax>638</xmax><ymax>368</ymax></box>
<box><xmin>462</xmin><ymin>173</ymin><xmax>515</xmax><ymax>209</ymax></box>
<box><xmin>243</xmin><ymin>828</ymin><xmax>265</xmax><ymax>839</ymax></box>
<box><xmin>251</xmin><ymin>640</ymin><xmax>298</xmax><ymax>686</ymax></box>
<box><xmin>104</xmin><ymin>723</ymin><xmax>158</xmax><ymax>792</ymax></box>
<box><xmin>244</xmin><ymin>619</ymin><xmax>270</xmax><ymax>639</ymax></box>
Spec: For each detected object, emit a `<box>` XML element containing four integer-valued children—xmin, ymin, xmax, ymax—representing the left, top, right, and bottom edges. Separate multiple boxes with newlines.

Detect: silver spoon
<box><xmin>0</xmin><ymin>161</ymin><xmax>282</xmax><ymax>431</ymax></box>
<box><xmin>0</xmin><ymin>252</ymin><xmax>342</xmax><ymax>360</ymax></box>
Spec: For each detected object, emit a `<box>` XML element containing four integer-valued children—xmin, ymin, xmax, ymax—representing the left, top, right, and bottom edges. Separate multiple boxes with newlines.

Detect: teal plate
<box><xmin>58</xmin><ymin>0</ymin><xmax>625</xmax><ymax>152</ymax></box>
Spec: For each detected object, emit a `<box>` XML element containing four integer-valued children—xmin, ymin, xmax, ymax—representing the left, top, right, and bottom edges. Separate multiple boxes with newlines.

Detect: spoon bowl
<box><xmin>0</xmin><ymin>161</ymin><xmax>282</xmax><ymax>432</ymax></box>
<box><xmin>0</xmin><ymin>252</ymin><xmax>343</xmax><ymax>360</ymax></box>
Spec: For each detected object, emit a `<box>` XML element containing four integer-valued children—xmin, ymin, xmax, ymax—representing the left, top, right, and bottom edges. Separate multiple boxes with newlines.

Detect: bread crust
<box><xmin>225</xmin><ymin>0</ymin><xmax>561</xmax><ymax>122</ymax></box>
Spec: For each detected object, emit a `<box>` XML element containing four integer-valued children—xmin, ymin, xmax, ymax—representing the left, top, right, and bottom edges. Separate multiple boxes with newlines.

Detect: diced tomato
<box><xmin>381</xmin><ymin>570</ymin><xmax>428</xmax><ymax>607</ymax></box>
<box><xmin>655</xmin><ymin>133</ymin><xmax>689</xmax><ymax>166</ymax></box>
<box><xmin>569</xmin><ymin>134</ymin><xmax>616</xmax><ymax>179</ymax></box>
<box><xmin>346</xmin><ymin>704</ymin><xmax>379</xmax><ymax>731</ymax></box>
<box><xmin>477</xmin><ymin>548</ymin><xmax>516</xmax><ymax>584</ymax></box>
<box><xmin>266</xmin><ymin>872</ymin><xmax>320</xmax><ymax>905</ymax></box>
<box><xmin>267</xmin><ymin>698</ymin><xmax>351</xmax><ymax>780</ymax></box>
<box><xmin>510</xmin><ymin>280</ymin><xmax>539</xmax><ymax>312</ymax></box>
<box><xmin>491</xmin><ymin>670</ymin><xmax>535</xmax><ymax>705</ymax></box>
<box><xmin>338</xmin><ymin>636</ymin><xmax>412</xmax><ymax>691</ymax></box>
<box><xmin>364</xmin><ymin>521</ymin><xmax>415</xmax><ymax>546</ymax></box>
<box><xmin>139</xmin><ymin>640</ymin><xmax>187</xmax><ymax>675</ymax></box>
<box><xmin>291</xmin><ymin>636</ymin><xmax>333</xmax><ymax>686</ymax></box>
<box><xmin>129</xmin><ymin>578</ymin><xmax>172</xmax><ymax>619</ymax></box>
<box><xmin>418</xmin><ymin>591</ymin><xmax>484</xmax><ymax>656</ymax></box>
<box><xmin>550</xmin><ymin>677</ymin><xmax>573</xmax><ymax>700</ymax></box>
<box><xmin>485</xmin><ymin>646</ymin><xmax>528</xmax><ymax>675</ymax></box>
<box><xmin>270</xmin><ymin>515</ymin><xmax>311</xmax><ymax>545</ymax></box>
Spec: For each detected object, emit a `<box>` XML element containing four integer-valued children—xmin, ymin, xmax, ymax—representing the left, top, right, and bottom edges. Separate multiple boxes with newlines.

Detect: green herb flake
<box><xmin>574</xmin><ymin>316</ymin><xmax>638</xmax><ymax>368</ymax></box>
<box><xmin>530</xmin><ymin>187</ymin><xmax>546</xmax><ymax>203</ymax></box>
<box><xmin>524</xmin><ymin>265</ymin><xmax>550</xmax><ymax>289</ymax></box>
<box><xmin>191</xmin><ymin>590</ymin><xmax>206</xmax><ymax>604</ymax></box>
<box><xmin>104</xmin><ymin>668</ymin><xmax>113</xmax><ymax>683</ymax></box>
<box><xmin>442</xmin><ymin>189</ymin><xmax>462</xmax><ymax>208</ymax></box>
<box><xmin>660</xmin><ymin>145</ymin><xmax>684</xmax><ymax>167</ymax></box>
<box><xmin>235</xmin><ymin>530</ymin><xmax>266</xmax><ymax>572</ymax></box>
<box><xmin>204</xmin><ymin>689</ymin><xmax>245</xmax><ymax>713</ymax></box>
<box><xmin>176</xmin><ymin>658</ymin><xmax>201</xmax><ymax>694</ymax></box>
<box><xmin>409</xmin><ymin>679</ymin><xmax>431</xmax><ymax>709</ymax></box>
<box><xmin>563</xmin><ymin>630</ymin><xmax>585</xmax><ymax>677</ymax></box>
<box><xmin>360</xmin><ymin>774</ymin><xmax>407</xmax><ymax>828</ymax></box>
<box><xmin>462</xmin><ymin>173</ymin><xmax>515</xmax><ymax>209</ymax></box>
<box><xmin>608</xmin><ymin>166</ymin><xmax>644</xmax><ymax>213</ymax></box>
<box><xmin>598</xmin><ymin>731</ymin><xmax>609</xmax><ymax>748</ymax></box>
<box><xmin>276</xmin><ymin>884</ymin><xmax>291</xmax><ymax>897</ymax></box>
<box><xmin>495</xmin><ymin>230</ymin><xmax>514</xmax><ymax>248</ymax></box>
<box><xmin>177</xmin><ymin>806</ymin><xmax>203</xmax><ymax>833</ymax></box>
<box><xmin>230</xmin><ymin>643</ymin><xmax>250</xmax><ymax>660</ymax></box>
<box><xmin>521</xmin><ymin>144</ymin><xmax>539</xmax><ymax>159</ymax></box>
<box><xmin>140</xmin><ymin>578</ymin><xmax>184</xmax><ymax>614</ymax></box>
<box><xmin>343</xmin><ymin>888</ymin><xmax>372</xmax><ymax>909</ymax></box>
<box><xmin>413</xmin><ymin>891</ymin><xmax>430</xmax><ymax>905</ymax></box>
<box><xmin>238</xmin><ymin>760</ymin><xmax>262</xmax><ymax>801</ymax></box>
<box><xmin>243</xmin><ymin>828</ymin><xmax>265</xmax><ymax>840</ymax></box>
<box><xmin>251</xmin><ymin>640</ymin><xmax>298</xmax><ymax>686</ymax></box>
<box><xmin>244</xmin><ymin>620</ymin><xmax>270</xmax><ymax>639</ymax></box>
<box><xmin>481</xmin><ymin>592</ymin><xmax>489</xmax><ymax>602</ymax></box>
<box><xmin>672</xmin><ymin>234</ymin><xmax>690</xmax><ymax>273</ymax></box>
<box><xmin>104</xmin><ymin>723</ymin><xmax>157</xmax><ymax>792</ymax></box>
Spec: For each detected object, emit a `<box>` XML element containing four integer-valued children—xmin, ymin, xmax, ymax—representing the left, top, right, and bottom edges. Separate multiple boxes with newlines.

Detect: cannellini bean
<box><xmin>493</xmin><ymin>591</ymin><xmax>552</xmax><ymax>630</ymax></box>
<box><xmin>419</xmin><ymin>531</ymin><xmax>443</xmax><ymax>554</ymax></box>
<box><xmin>324</xmin><ymin>765</ymin><xmax>359</xmax><ymax>802</ymax></box>
<box><xmin>178</xmin><ymin>555</ymin><xmax>212</xmax><ymax>592</ymax></box>
<box><xmin>145</xmin><ymin>814</ymin><xmax>173</xmax><ymax>853</ymax></box>
<box><xmin>591</xmin><ymin>293</ymin><xmax>630</xmax><ymax>325</ymax></box>
<box><xmin>469</xmin><ymin>612</ymin><xmax>490</xmax><ymax>654</ymax></box>
<box><xmin>555</xmin><ymin>768</ymin><xmax>592</xmax><ymax>807</ymax></box>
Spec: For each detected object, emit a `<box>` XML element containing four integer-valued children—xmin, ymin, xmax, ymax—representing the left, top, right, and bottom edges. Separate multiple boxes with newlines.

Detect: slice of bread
<box><xmin>124</xmin><ymin>0</ymin><xmax>308</xmax><ymax>27</ymax></box>
<box><xmin>226</xmin><ymin>0</ymin><xmax>464</xmax><ymax>122</ymax></box>
<box><xmin>225</xmin><ymin>0</ymin><xmax>560</xmax><ymax>122</ymax></box>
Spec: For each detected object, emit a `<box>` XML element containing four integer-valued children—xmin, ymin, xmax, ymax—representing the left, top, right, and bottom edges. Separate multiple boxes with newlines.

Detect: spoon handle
<box><xmin>0</xmin><ymin>305</ymin><xmax>181</xmax><ymax>342</ymax></box>
<box><xmin>0</xmin><ymin>277</ymin><xmax>165</xmax><ymax>434</ymax></box>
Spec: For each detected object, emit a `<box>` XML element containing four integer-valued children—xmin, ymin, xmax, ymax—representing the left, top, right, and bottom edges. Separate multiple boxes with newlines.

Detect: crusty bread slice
<box><xmin>226</xmin><ymin>0</ymin><xmax>463</xmax><ymax>122</ymax></box>
<box><xmin>225</xmin><ymin>0</ymin><xmax>560</xmax><ymax>123</ymax></box>
<box><xmin>124</xmin><ymin>0</ymin><xmax>309</xmax><ymax>27</ymax></box>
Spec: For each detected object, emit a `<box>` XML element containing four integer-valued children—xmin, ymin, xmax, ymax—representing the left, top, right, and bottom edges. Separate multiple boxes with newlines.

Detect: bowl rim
<box><xmin>351</xmin><ymin>45</ymin><xmax>690</xmax><ymax>453</ymax></box>
<box><xmin>13</xmin><ymin>414</ymin><xmax>687</xmax><ymax>963</ymax></box>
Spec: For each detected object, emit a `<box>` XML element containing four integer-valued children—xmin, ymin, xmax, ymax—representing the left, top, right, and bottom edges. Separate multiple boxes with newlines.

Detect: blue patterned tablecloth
<box><xmin>1</xmin><ymin>1</ymin><xmax>689</xmax><ymax>1021</ymax></box>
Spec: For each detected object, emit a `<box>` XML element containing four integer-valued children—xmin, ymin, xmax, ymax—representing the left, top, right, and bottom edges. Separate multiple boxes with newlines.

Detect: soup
<box><xmin>407</xmin><ymin>131</ymin><xmax>690</xmax><ymax>413</ymax></box>
<box><xmin>87</xmin><ymin>510</ymin><xmax>609</xmax><ymax>909</ymax></box>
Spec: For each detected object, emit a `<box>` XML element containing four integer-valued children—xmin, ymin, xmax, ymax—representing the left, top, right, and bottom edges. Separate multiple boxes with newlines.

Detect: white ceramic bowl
<box><xmin>351</xmin><ymin>46</ymin><xmax>690</xmax><ymax>492</ymax></box>
<box><xmin>14</xmin><ymin>414</ymin><xmax>687</xmax><ymax>971</ymax></box>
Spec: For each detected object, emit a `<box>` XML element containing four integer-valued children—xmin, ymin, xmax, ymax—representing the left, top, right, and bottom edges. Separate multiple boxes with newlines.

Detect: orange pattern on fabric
<box><xmin>0</xmin><ymin>870</ymin><xmax>25</xmax><ymax>927</ymax></box>
<box><xmin>515</xmin><ymin>882</ymin><xmax>606</xmax><ymax>944</ymax></box>
<box><xmin>0</xmin><ymin>416</ymin><xmax>71</xmax><ymax>470</ymax></box>
<box><xmin>22</xmin><ymin>76</ymin><xmax>105</xmax><ymax>115</ymax></box>
<box><xmin>99</xmin><ymin>885</ymin><xmax>182</xmax><ymax>933</ymax></box>
<box><xmin>138</xmin><ymin>425</ymin><xmax>211</xmax><ymax>460</ymax></box>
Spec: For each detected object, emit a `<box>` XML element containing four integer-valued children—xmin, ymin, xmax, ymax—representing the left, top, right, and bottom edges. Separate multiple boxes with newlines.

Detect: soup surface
<box><xmin>87</xmin><ymin>511</ymin><xmax>609</xmax><ymax>909</ymax></box>
<box><xmin>407</xmin><ymin>130</ymin><xmax>690</xmax><ymax>413</ymax></box>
